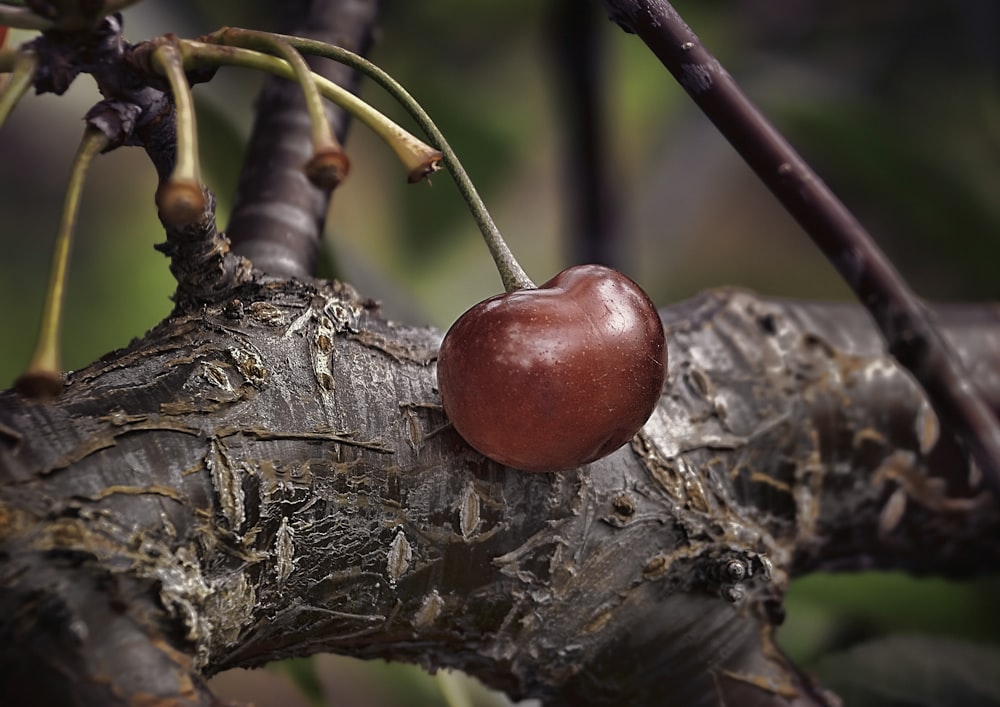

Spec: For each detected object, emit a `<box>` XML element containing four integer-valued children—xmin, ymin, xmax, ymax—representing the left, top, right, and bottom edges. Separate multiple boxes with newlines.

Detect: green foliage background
<box><xmin>1</xmin><ymin>1</ymin><xmax>998</xmax><ymax>704</ymax></box>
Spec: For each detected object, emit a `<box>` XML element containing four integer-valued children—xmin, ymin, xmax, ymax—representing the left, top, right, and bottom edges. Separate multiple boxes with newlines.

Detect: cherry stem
<box><xmin>0</xmin><ymin>5</ymin><xmax>52</xmax><ymax>31</ymax></box>
<box><xmin>209</xmin><ymin>29</ymin><xmax>347</xmax><ymax>184</ymax></box>
<box><xmin>183</xmin><ymin>39</ymin><xmax>439</xmax><ymax>183</ymax></box>
<box><xmin>0</xmin><ymin>49</ymin><xmax>37</xmax><ymax>129</ymax></box>
<box><xmin>151</xmin><ymin>41</ymin><xmax>205</xmax><ymax>216</ymax></box>
<box><xmin>19</xmin><ymin>126</ymin><xmax>109</xmax><ymax>395</ymax></box>
<box><xmin>204</xmin><ymin>29</ymin><xmax>537</xmax><ymax>292</ymax></box>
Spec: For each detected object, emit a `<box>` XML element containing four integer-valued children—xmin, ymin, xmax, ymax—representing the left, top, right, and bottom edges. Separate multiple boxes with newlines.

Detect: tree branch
<box><xmin>600</xmin><ymin>0</ymin><xmax>1000</xmax><ymax>498</ymax></box>
<box><xmin>2</xmin><ymin>285</ymin><xmax>996</xmax><ymax>705</ymax></box>
<box><xmin>4</xmin><ymin>5</ymin><xmax>999</xmax><ymax>706</ymax></box>
<box><xmin>225</xmin><ymin>0</ymin><xmax>380</xmax><ymax>278</ymax></box>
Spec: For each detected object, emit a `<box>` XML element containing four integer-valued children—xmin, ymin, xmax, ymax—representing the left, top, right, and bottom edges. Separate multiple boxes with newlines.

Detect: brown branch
<box><xmin>5</xmin><ymin>5</ymin><xmax>1000</xmax><ymax>706</ymax></box>
<box><xmin>600</xmin><ymin>0</ymin><xmax>1000</xmax><ymax>499</ymax></box>
<box><xmin>224</xmin><ymin>0</ymin><xmax>381</xmax><ymax>278</ymax></box>
<box><xmin>2</xmin><ymin>284</ymin><xmax>997</xmax><ymax>705</ymax></box>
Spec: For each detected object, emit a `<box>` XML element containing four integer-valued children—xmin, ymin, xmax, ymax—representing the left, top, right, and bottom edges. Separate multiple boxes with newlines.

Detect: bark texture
<box><xmin>3</xmin><ymin>3</ymin><xmax>999</xmax><ymax>705</ymax></box>
<box><xmin>2</xmin><ymin>280</ymin><xmax>997</xmax><ymax>705</ymax></box>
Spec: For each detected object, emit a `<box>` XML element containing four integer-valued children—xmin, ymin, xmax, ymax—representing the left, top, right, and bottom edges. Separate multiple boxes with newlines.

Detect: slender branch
<box><xmin>602</xmin><ymin>0</ymin><xmax>1000</xmax><ymax>497</ymax></box>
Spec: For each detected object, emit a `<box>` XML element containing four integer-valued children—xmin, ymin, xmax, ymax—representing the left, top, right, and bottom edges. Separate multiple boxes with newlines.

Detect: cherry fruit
<box><xmin>437</xmin><ymin>264</ymin><xmax>667</xmax><ymax>472</ymax></box>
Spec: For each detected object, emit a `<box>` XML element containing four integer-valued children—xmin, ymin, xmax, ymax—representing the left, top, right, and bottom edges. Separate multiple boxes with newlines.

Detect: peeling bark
<box><xmin>3</xmin><ymin>3</ymin><xmax>999</xmax><ymax>704</ymax></box>
<box><xmin>2</xmin><ymin>281</ymin><xmax>996</xmax><ymax>705</ymax></box>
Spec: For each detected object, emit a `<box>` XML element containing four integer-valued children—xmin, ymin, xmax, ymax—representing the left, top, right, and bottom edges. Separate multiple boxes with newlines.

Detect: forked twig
<box><xmin>602</xmin><ymin>0</ymin><xmax>1000</xmax><ymax>494</ymax></box>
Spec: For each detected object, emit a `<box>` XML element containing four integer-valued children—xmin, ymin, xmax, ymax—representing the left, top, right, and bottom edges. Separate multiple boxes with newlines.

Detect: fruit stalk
<box><xmin>207</xmin><ymin>28</ymin><xmax>349</xmax><ymax>189</ymax></box>
<box><xmin>181</xmin><ymin>40</ymin><xmax>441</xmax><ymax>184</ymax></box>
<box><xmin>225</xmin><ymin>31</ymin><xmax>537</xmax><ymax>292</ymax></box>
<box><xmin>0</xmin><ymin>49</ymin><xmax>37</xmax><ymax>129</ymax></box>
<box><xmin>150</xmin><ymin>41</ymin><xmax>206</xmax><ymax>225</ymax></box>
<box><xmin>17</xmin><ymin>126</ymin><xmax>110</xmax><ymax>398</ymax></box>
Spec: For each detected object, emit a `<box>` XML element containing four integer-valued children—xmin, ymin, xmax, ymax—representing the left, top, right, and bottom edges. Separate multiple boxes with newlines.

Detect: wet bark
<box><xmin>2</xmin><ymin>279</ymin><xmax>997</xmax><ymax>705</ymax></box>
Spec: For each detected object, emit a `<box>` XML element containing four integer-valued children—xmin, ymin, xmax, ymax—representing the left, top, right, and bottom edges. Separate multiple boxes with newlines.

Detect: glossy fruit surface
<box><xmin>436</xmin><ymin>264</ymin><xmax>667</xmax><ymax>471</ymax></box>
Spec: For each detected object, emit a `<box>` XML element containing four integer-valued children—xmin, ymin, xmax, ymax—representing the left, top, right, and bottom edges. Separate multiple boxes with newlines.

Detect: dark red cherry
<box><xmin>436</xmin><ymin>264</ymin><xmax>667</xmax><ymax>472</ymax></box>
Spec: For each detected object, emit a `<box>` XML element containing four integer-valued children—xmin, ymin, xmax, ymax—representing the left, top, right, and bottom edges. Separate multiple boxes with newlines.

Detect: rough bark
<box><xmin>3</xmin><ymin>3</ymin><xmax>999</xmax><ymax>705</ymax></box>
<box><xmin>2</xmin><ymin>279</ymin><xmax>997</xmax><ymax>705</ymax></box>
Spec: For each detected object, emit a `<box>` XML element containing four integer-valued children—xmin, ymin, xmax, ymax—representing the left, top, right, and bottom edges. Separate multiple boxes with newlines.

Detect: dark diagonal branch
<box><xmin>225</xmin><ymin>0</ymin><xmax>380</xmax><ymax>278</ymax></box>
<box><xmin>601</xmin><ymin>0</ymin><xmax>1000</xmax><ymax>497</ymax></box>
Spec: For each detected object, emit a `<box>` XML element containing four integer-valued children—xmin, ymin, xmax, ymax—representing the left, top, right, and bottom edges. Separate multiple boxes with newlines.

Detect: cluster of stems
<box><xmin>0</xmin><ymin>20</ymin><xmax>536</xmax><ymax>397</ymax></box>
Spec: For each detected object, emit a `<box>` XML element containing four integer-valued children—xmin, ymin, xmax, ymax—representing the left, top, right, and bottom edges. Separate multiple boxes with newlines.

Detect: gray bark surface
<box><xmin>2</xmin><ymin>279</ymin><xmax>997</xmax><ymax>705</ymax></box>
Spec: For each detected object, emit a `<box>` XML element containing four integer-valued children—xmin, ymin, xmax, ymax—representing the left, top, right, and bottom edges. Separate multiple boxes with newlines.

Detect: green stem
<box><xmin>212</xmin><ymin>29</ymin><xmax>337</xmax><ymax>155</ymax></box>
<box><xmin>19</xmin><ymin>127</ymin><xmax>109</xmax><ymax>397</ymax></box>
<box><xmin>0</xmin><ymin>5</ymin><xmax>52</xmax><ymax>31</ymax></box>
<box><xmin>210</xmin><ymin>28</ymin><xmax>349</xmax><ymax>188</ymax></box>
<box><xmin>199</xmin><ymin>30</ymin><xmax>535</xmax><ymax>292</ymax></box>
<box><xmin>152</xmin><ymin>42</ymin><xmax>201</xmax><ymax>185</ymax></box>
<box><xmin>184</xmin><ymin>39</ymin><xmax>439</xmax><ymax>185</ymax></box>
<box><xmin>0</xmin><ymin>48</ymin><xmax>17</xmax><ymax>72</ymax></box>
<box><xmin>278</xmin><ymin>34</ymin><xmax>536</xmax><ymax>292</ymax></box>
<box><xmin>150</xmin><ymin>41</ymin><xmax>206</xmax><ymax>223</ymax></box>
<box><xmin>436</xmin><ymin>670</ymin><xmax>474</xmax><ymax>707</ymax></box>
<box><xmin>0</xmin><ymin>50</ymin><xmax>37</xmax><ymax>130</ymax></box>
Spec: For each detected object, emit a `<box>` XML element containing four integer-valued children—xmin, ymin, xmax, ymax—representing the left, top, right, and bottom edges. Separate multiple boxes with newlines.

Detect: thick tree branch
<box><xmin>3</xmin><ymin>5</ymin><xmax>999</xmax><ymax>706</ymax></box>
<box><xmin>600</xmin><ymin>0</ymin><xmax>1000</xmax><ymax>497</ymax></box>
<box><xmin>2</xmin><ymin>285</ymin><xmax>997</xmax><ymax>705</ymax></box>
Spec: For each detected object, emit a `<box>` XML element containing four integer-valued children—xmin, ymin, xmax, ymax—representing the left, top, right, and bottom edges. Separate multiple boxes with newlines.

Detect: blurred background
<box><xmin>1</xmin><ymin>1</ymin><xmax>999</xmax><ymax>705</ymax></box>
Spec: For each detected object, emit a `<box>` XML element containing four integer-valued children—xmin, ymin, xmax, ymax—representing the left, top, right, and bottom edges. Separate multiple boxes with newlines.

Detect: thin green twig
<box><xmin>0</xmin><ymin>50</ymin><xmax>37</xmax><ymax>129</ymax></box>
<box><xmin>152</xmin><ymin>42</ymin><xmax>201</xmax><ymax>185</ymax></box>
<box><xmin>277</xmin><ymin>33</ymin><xmax>536</xmax><ymax>292</ymax></box>
<box><xmin>201</xmin><ymin>29</ymin><xmax>535</xmax><ymax>292</ymax></box>
<box><xmin>150</xmin><ymin>41</ymin><xmax>207</xmax><ymax>223</ymax></box>
<box><xmin>19</xmin><ymin>127</ymin><xmax>109</xmax><ymax>396</ymax></box>
<box><xmin>184</xmin><ymin>38</ymin><xmax>439</xmax><ymax>184</ymax></box>
<box><xmin>213</xmin><ymin>28</ymin><xmax>350</xmax><ymax>188</ymax></box>
<box><xmin>217</xmin><ymin>30</ymin><xmax>337</xmax><ymax>155</ymax></box>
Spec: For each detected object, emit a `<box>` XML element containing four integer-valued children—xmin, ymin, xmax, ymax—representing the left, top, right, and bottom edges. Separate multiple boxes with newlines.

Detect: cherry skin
<box><xmin>436</xmin><ymin>264</ymin><xmax>667</xmax><ymax>472</ymax></box>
